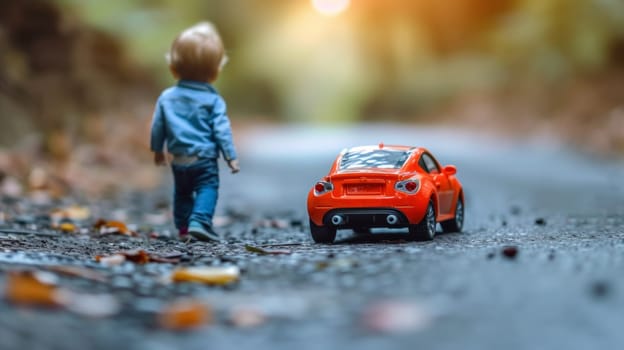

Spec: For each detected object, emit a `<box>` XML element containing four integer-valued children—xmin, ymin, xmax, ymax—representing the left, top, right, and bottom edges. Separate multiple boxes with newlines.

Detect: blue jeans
<box><xmin>171</xmin><ymin>159</ymin><xmax>219</xmax><ymax>230</ymax></box>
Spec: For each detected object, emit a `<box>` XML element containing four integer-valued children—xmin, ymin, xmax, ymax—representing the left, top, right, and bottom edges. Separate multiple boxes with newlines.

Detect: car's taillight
<box><xmin>314</xmin><ymin>181</ymin><xmax>333</xmax><ymax>195</ymax></box>
<box><xmin>395</xmin><ymin>179</ymin><xmax>420</xmax><ymax>194</ymax></box>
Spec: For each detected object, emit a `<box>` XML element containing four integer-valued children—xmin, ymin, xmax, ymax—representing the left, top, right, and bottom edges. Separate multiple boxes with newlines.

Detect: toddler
<box><xmin>150</xmin><ymin>22</ymin><xmax>239</xmax><ymax>242</ymax></box>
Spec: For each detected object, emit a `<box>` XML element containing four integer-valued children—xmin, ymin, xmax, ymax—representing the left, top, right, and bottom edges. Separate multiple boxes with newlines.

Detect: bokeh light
<box><xmin>311</xmin><ymin>0</ymin><xmax>350</xmax><ymax>16</ymax></box>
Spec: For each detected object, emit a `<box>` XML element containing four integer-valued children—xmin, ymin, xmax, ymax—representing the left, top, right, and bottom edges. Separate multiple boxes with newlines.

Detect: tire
<box><xmin>408</xmin><ymin>201</ymin><xmax>436</xmax><ymax>241</ymax></box>
<box><xmin>309</xmin><ymin>219</ymin><xmax>337</xmax><ymax>243</ymax></box>
<box><xmin>441</xmin><ymin>196</ymin><xmax>464</xmax><ymax>233</ymax></box>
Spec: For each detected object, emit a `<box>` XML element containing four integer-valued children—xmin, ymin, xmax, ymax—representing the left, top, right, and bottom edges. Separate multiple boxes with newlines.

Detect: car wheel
<box><xmin>408</xmin><ymin>201</ymin><xmax>436</xmax><ymax>241</ymax></box>
<box><xmin>309</xmin><ymin>219</ymin><xmax>337</xmax><ymax>243</ymax></box>
<box><xmin>441</xmin><ymin>196</ymin><xmax>464</xmax><ymax>233</ymax></box>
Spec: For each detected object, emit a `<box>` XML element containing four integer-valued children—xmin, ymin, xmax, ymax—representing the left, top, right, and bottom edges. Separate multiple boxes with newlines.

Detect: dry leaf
<box><xmin>51</xmin><ymin>205</ymin><xmax>91</xmax><ymax>223</ymax></box>
<box><xmin>245</xmin><ymin>245</ymin><xmax>291</xmax><ymax>255</ymax></box>
<box><xmin>171</xmin><ymin>266</ymin><xmax>240</xmax><ymax>285</ymax></box>
<box><xmin>95</xmin><ymin>254</ymin><xmax>126</xmax><ymax>266</ymax></box>
<box><xmin>47</xmin><ymin>266</ymin><xmax>108</xmax><ymax>283</ymax></box>
<box><xmin>4</xmin><ymin>271</ymin><xmax>62</xmax><ymax>307</ymax></box>
<box><xmin>63</xmin><ymin>293</ymin><xmax>120</xmax><ymax>318</ymax></box>
<box><xmin>229</xmin><ymin>307</ymin><xmax>266</xmax><ymax>328</ymax></box>
<box><xmin>254</xmin><ymin>219</ymin><xmax>289</xmax><ymax>229</ymax></box>
<box><xmin>94</xmin><ymin>219</ymin><xmax>137</xmax><ymax>236</ymax></box>
<box><xmin>28</xmin><ymin>167</ymin><xmax>48</xmax><ymax>190</ymax></box>
<box><xmin>59</xmin><ymin>222</ymin><xmax>77</xmax><ymax>233</ymax></box>
<box><xmin>95</xmin><ymin>249</ymin><xmax>179</xmax><ymax>266</ymax></box>
<box><xmin>120</xmin><ymin>249</ymin><xmax>150</xmax><ymax>264</ymax></box>
<box><xmin>122</xmin><ymin>249</ymin><xmax>180</xmax><ymax>264</ymax></box>
<box><xmin>1</xmin><ymin>176</ymin><xmax>23</xmax><ymax>198</ymax></box>
<box><xmin>362</xmin><ymin>300</ymin><xmax>432</xmax><ymax>333</ymax></box>
<box><xmin>158</xmin><ymin>299</ymin><xmax>212</xmax><ymax>330</ymax></box>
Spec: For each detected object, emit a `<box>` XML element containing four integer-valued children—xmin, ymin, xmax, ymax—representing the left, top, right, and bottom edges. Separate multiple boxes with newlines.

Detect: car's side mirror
<box><xmin>443</xmin><ymin>165</ymin><xmax>457</xmax><ymax>176</ymax></box>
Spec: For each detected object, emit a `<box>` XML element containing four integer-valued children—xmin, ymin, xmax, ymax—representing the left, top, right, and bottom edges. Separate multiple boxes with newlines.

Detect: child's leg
<box><xmin>171</xmin><ymin>165</ymin><xmax>194</xmax><ymax>230</ymax></box>
<box><xmin>189</xmin><ymin>159</ymin><xmax>219</xmax><ymax>228</ymax></box>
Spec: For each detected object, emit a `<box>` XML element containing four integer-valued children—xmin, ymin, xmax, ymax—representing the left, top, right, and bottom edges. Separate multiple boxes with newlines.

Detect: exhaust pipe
<box><xmin>386</xmin><ymin>214</ymin><xmax>398</xmax><ymax>225</ymax></box>
<box><xmin>331</xmin><ymin>215</ymin><xmax>344</xmax><ymax>226</ymax></box>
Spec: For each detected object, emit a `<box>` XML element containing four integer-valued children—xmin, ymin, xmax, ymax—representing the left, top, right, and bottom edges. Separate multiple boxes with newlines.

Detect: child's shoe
<box><xmin>178</xmin><ymin>227</ymin><xmax>193</xmax><ymax>242</ymax></box>
<box><xmin>188</xmin><ymin>221</ymin><xmax>222</xmax><ymax>242</ymax></box>
<box><xmin>179</xmin><ymin>227</ymin><xmax>188</xmax><ymax>237</ymax></box>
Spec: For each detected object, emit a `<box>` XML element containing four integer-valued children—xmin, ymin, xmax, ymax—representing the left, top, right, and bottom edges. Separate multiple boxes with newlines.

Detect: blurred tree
<box><xmin>3</xmin><ymin>0</ymin><xmax>624</xmax><ymax>128</ymax></box>
<box><xmin>0</xmin><ymin>0</ymin><xmax>156</xmax><ymax>156</ymax></box>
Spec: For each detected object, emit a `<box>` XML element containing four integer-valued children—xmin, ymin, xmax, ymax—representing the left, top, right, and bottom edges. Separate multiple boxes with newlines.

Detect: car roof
<box><xmin>343</xmin><ymin>144</ymin><xmax>424</xmax><ymax>153</ymax></box>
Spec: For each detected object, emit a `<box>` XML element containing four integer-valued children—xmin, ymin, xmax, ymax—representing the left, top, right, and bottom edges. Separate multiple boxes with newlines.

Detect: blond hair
<box><xmin>167</xmin><ymin>22</ymin><xmax>227</xmax><ymax>82</ymax></box>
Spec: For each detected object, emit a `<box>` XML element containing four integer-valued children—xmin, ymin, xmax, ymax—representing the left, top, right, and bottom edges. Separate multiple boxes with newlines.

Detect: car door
<box><xmin>420</xmin><ymin>153</ymin><xmax>453</xmax><ymax>215</ymax></box>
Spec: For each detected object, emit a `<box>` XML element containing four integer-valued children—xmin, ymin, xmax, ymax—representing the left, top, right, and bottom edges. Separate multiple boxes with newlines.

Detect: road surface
<box><xmin>1</xmin><ymin>124</ymin><xmax>623</xmax><ymax>350</ymax></box>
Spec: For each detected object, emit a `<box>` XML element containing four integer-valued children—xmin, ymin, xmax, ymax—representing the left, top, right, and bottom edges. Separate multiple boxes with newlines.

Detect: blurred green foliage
<box><xmin>52</xmin><ymin>0</ymin><xmax>624</xmax><ymax>122</ymax></box>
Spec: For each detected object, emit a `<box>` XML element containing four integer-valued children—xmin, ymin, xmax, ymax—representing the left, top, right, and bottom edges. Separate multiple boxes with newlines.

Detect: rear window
<box><xmin>339</xmin><ymin>149</ymin><xmax>410</xmax><ymax>170</ymax></box>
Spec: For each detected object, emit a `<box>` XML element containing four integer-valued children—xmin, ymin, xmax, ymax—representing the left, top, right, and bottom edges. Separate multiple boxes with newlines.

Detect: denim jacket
<box><xmin>150</xmin><ymin>80</ymin><xmax>237</xmax><ymax>161</ymax></box>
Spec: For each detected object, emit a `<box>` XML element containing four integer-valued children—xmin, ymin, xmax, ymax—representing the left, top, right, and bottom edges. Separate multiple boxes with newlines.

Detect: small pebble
<box><xmin>548</xmin><ymin>250</ymin><xmax>555</xmax><ymax>261</ymax></box>
<box><xmin>590</xmin><ymin>281</ymin><xmax>611</xmax><ymax>299</ymax></box>
<box><xmin>501</xmin><ymin>246</ymin><xmax>518</xmax><ymax>259</ymax></box>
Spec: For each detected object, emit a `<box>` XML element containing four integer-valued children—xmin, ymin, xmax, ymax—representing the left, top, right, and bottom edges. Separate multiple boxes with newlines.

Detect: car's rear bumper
<box><xmin>308</xmin><ymin>194</ymin><xmax>429</xmax><ymax>227</ymax></box>
<box><xmin>321</xmin><ymin>208</ymin><xmax>409</xmax><ymax>228</ymax></box>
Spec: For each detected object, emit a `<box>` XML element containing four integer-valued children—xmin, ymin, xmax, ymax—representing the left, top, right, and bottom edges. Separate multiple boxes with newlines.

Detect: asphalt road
<box><xmin>1</xmin><ymin>124</ymin><xmax>624</xmax><ymax>350</ymax></box>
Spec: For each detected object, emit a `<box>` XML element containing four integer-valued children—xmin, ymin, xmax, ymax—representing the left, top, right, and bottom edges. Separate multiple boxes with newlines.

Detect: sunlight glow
<box><xmin>311</xmin><ymin>0</ymin><xmax>350</xmax><ymax>16</ymax></box>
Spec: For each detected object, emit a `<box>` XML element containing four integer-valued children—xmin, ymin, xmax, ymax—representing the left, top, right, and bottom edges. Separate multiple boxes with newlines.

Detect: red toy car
<box><xmin>307</xmin><ymin>144</ymin><xmax>464</xmax><ymax>243</ymax></box>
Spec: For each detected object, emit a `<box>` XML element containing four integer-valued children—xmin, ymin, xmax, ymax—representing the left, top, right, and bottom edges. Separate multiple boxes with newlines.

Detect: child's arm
<box><xmin>154</xmin><ymin>152</ymin><xmax>166</xmax><ymax>166</ymax></box>
<box><xmin>212</xmin><ymin>96</ymin><xmax>239</xmax><ymax>173</ymax></box>
<box><xmin>150</xmin><ymin>101</ymin><xmax>167</xmax><ymax>166</ymax></box>
<box><xmin>227</xmin><ymin>159</ymin><xmax>240</xmax><ymax>174</ymax></box>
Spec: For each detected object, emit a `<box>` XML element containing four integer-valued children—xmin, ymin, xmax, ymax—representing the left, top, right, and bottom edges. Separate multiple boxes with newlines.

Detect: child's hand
<box><xmin>227</xmin><ymin>159</ymin><xmax>240</xmax><ymax>174</ymax></box>
<box><xmin>154</xmin><ymin>152</ymin><xmax>166</xmax><ymax>166</ymax></box>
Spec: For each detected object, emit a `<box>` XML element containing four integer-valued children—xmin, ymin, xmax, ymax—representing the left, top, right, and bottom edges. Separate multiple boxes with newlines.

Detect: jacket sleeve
<box><xmin>211</xmin><ymin>96</ymin><xmax>238</xmax><ymax>161</ymax></box>
<box><xmin>150</xmin><ymin>100</ymin><xmax>166</xmax><ymax>152</ymax></box>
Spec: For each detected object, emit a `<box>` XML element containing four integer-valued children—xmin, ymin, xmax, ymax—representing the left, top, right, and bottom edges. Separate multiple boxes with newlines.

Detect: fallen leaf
<box><xmin>316</xmin><ymin>258</ymin><xmax>359</xmax><ymax>271</ymax></box>
<box><xmin>95</xmin><ymin>254</ymin><xmax>126</xmax><ymax>266</ymax></box>
<box><xmin>4</xmin><ymin>271</ymin><xmax>63</xmax><ymax>307</ymax></box>
<box><xmin>253</xmin><ymin>219</ymin><xmax>289</xmax><ymax>229</ymax></box>
<box><xmin>59</xmin><ymin>222</ymin><xmax>77</xmax><ymax>233</ymax></box>
<box><xmin>95</xmin><ymin>249</ymin><xmax>180</xmax><ymax>266</ymax></box>
<box><xmin>123</xmin><ymin>249</ymin><xmax>180</xmax><ymax>264</ymax></box>
<box><xmin>51</xmin><ymin>205</ymin><xmax>91</xmax><ymax>223</ymax></box>
<box><xmin>158</xmin><ymin>299</ymin><xmax>212</xmax><ymax>330</ymax></box>
<box><xmin>171</xmin><ymin>266</ymin><xmax>240</xmax><ymax>285</ymax></box>
<box><xmin>66</xmin><ymin>205</ymin><xmax>91</xmax><ymax>220</ymax></box>
<box><xmin>47</xmin><ymin>266</ymin><xmax>108</xmax><ymax>283</ymax></box>
<box><xmin>63</xmin><ymin>292</ymin><xmax>120</xmax><ymax>318</ymax></box>
<box><xmin>270</xmin><ymin>219</ymin><xmax>289</xmax><ymax>229</ymax></box>
<box><xmin>229</xmin><ymin>307</ymin><xmax>266</xmax><ymax>328</ymax></box>
<box><xmin>362</xmin><ymin>300</ymin><xmax>432</xmax><ymax>333</ymax></box>
<box><xmin>94</xmin><ymin>219</ymin><xmax>137</xmax><ymax>236</ymax></box>
<box><xmin>245</xmin><ymin>245</ymin><xmax>291</xmax><ymax>255</ymax></box>
<box><xmin>28</xmin><ymin>167</ymin><xmax>48</xmax><ymax>190</ymax></box>
<box><xmin>0</xmin><ymin>176</ymin><xmax>22</xmax><ymax>198</ymax></box>
<box><xmin>120</xmin><ymin>249</ymin><xmax>150</xmax><ymax>264</ymax></box>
